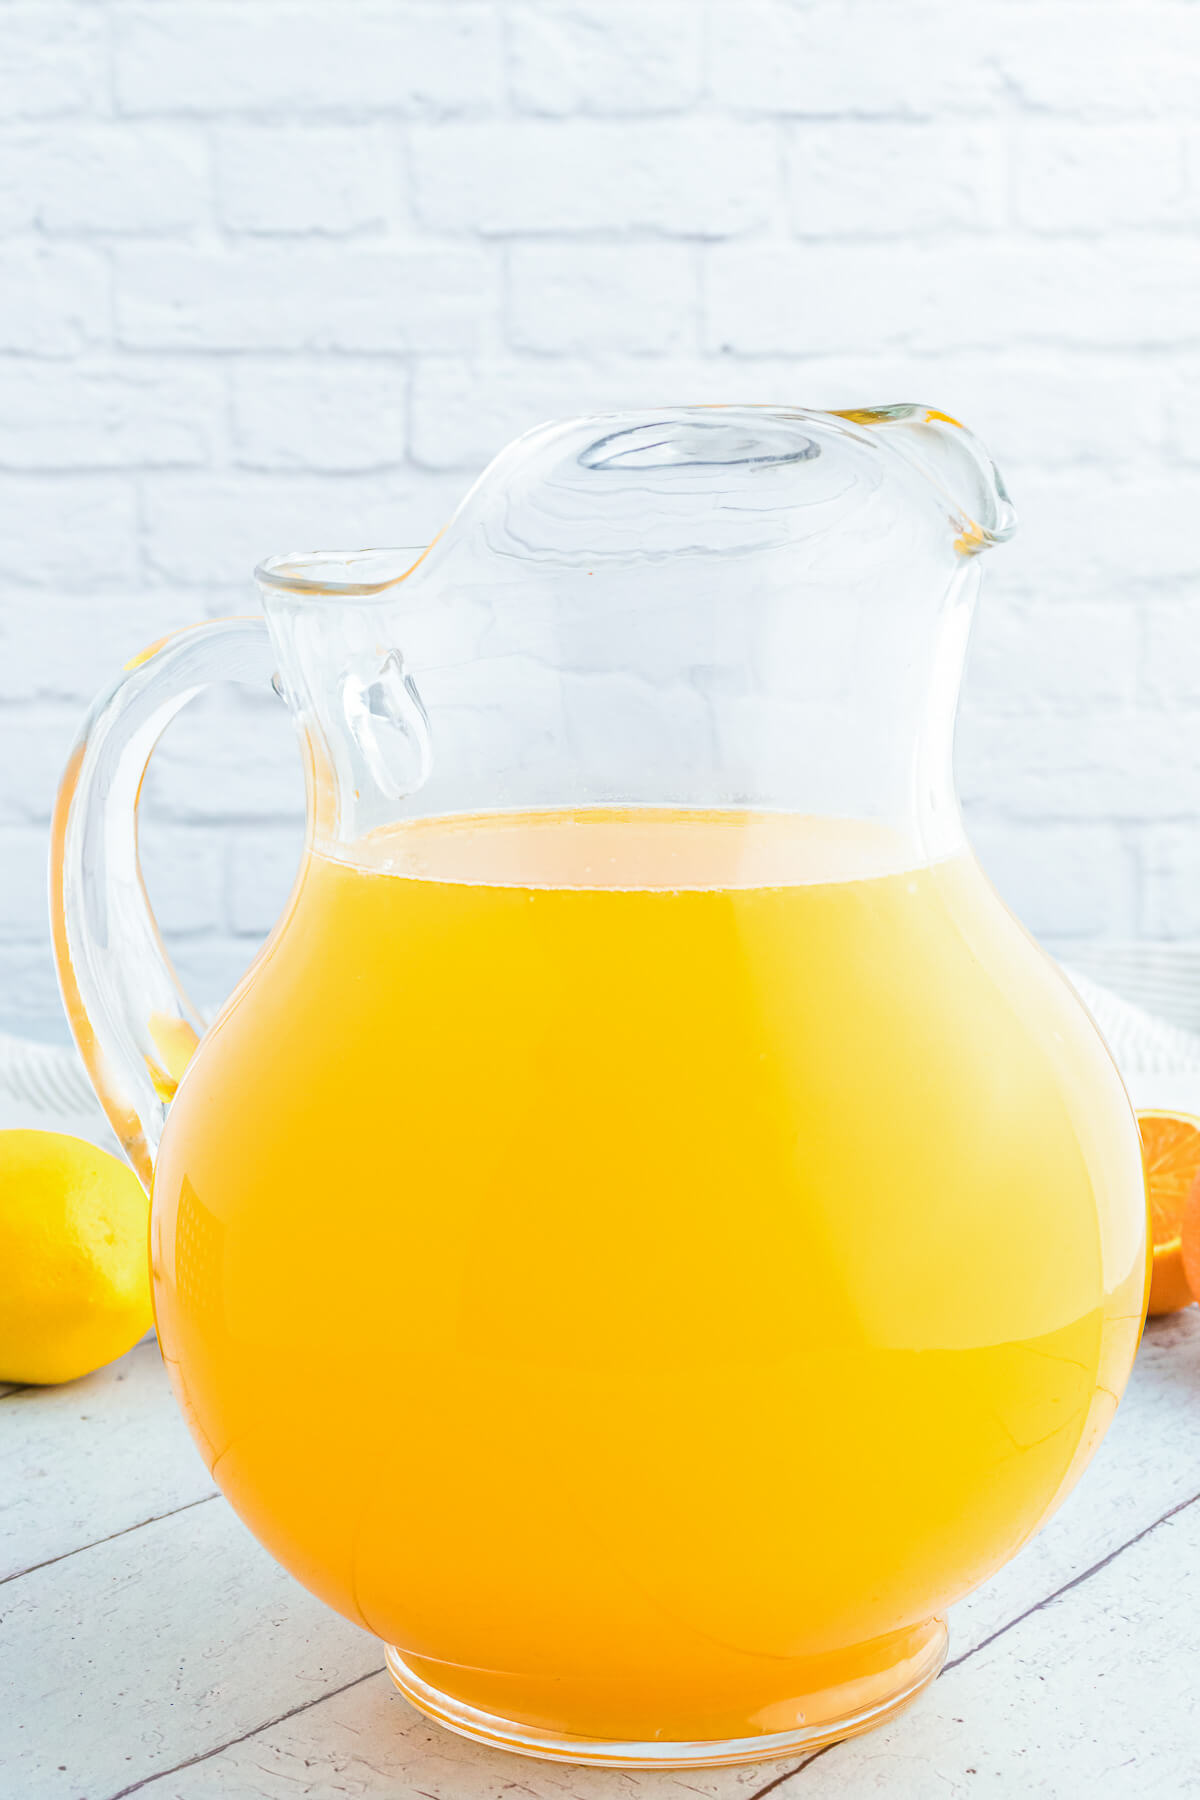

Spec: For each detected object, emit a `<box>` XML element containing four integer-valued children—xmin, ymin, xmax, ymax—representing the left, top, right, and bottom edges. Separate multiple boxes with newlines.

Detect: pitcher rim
<box><xmin>254</xmin><ymin>545</ymin><xmax>431</xmax><ymax>598</ymax></box>
<box><xmin>254</xmin><ymin>401</ymin><xmax>1014</xmax><ymax>599</ymax></box>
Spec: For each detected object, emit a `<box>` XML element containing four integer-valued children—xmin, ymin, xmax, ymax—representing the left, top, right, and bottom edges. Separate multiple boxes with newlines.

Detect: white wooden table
<box><xmin>3</xmin><ymin>1308</ymin><xmax>1199</xmax><ymax>1800</ymax></box>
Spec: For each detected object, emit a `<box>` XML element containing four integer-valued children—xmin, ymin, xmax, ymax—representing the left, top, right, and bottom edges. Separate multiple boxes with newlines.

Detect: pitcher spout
<box><xmin>834</xmin><ymin>403</ymin><xmax>1017</xmax><ymax>555</ymax></box>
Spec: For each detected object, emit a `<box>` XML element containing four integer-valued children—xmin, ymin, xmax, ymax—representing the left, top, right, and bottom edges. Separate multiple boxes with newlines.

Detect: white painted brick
<box><xmin>1185</xmin><ymin>128</ymin><xmax>1200</xmax><ymax>224</ymax></box>
<box><xmin>713</xmin><ymin>3</ymin><xmax>1200</xmax><ymax>123</ymax></box>
<box><xmin>0</xmin><ymin>590</ymin><xmax>222</xmax><ymax>705</ymax></box>
<box><xmin>998</xmin><ymin>5</ymin><xmax>1200</xmax><ymax>118</ymax></box>
<box><xmin>0</xmin><ymin>478</ymin><xmax>139</xmax><ymax>590</ymax></box>
<box><xmin>776</xmin><ymin>354</ymin><xmax>1165</xmax><ymax>470</ymax></box>
<box><xmin>965</xmin><ymin>599</ymin><xmax>1140</xmax><ymax>718</ymax></box>
<box><xmin>137</xmin><ymin>824</ymin><xmax>229</xmax><ymax>939</ymax></box>
<box><xmin>1002</xmin><ymin>474</ymin><xmax>1200</xmax><ymax>595</ymax></box>
<box><xmin>0</xmin><ymin>245</ymin><xmax>108</xmax><ymax>357</ymax></box>
<box><xmin>932</xmin><ymin>361</ymin><xmax>1165</xmax><ymax>470</ymax></box>
<box><xmin>410</xmin><ymin>360</ymin><xmax>661</xmax><ymax>469</ymax></box>
<box><xmin>114</xmin><ymin>246</ymin><xmax>491</xmax><ymax>352</ymax></box>
<box><xmin>969</xmin><ymin>819</ymin><xmax>1138</xmax><ymax>940</ymax></box>
<box><xmin>144</xmin><ymin>690</ymin><xmax>296</xmax><ymax>820</ymax></box>
<box><xmin>115</xmin><ymin>4</ymin><xmax>502</xmax><ymax>116</ymax></box>
<box><xmin>705</xmin><ymin>241</ymin><xmax>1200</xmax><ymax>357</ymax></box>
<box><xmin>231</xmin><ymin>361</ymin><xmax>408</xmax><ymax>472</ymax></box>
<box><xmin>0</xmin><ymin>362</ymin><xmax>223</xmax><ymax>470</ymax></box>
<box><xmin>787</xmin><ymin>124</ymin><xmax>1005</xmax><ymax>237</ymax></box>
<box><xmin>709</xmin><ymin>2</ymin><xmax>1003</xmax><ymax>118</ymax></box>
<box><xmin>214</xmin><ymin>126</ymin><xmax>393</xmax><ymax>235</ymax></box>
<box><xmin>226</xmin><ymin>823</ymin><xmax>305</xmax><ymax>935</ymax></box>
<box><xmin>1142</xmin><ymin>603</ymin><xmax>1200</xmax><ymax>709</ymax></box>
<box><xmin>0</xmin><ymin>943</ymin><xmax>70</xmax><ymax>1041</ymax></box>
<box><xmin>409</xmin><ymin>357</ymin><xmax>817</xmax><ymax>469</ymax></box>
<box><xmin>411</xmin><ymin>353</ymin><xmax>1145</xmax><ymax>475</ymax></box>
<box><xmin>141</xmin><ymin>472</ymin><xmax>463</xmax><ymax>586</ymax></box>
<box><xmin>958</xmin><ymin>710</ymin><xmax>1200</xmax><ymax>823</ymax></box>
<box><xmin>0</xmin><ymin>126</ymin><xmax>207</xmax><ymax>235</ymax></box>
<box><xmin>411</xmin><ymin>119</ymin><xmax>777</xmax><ymax>235</ymax></box>
<box><xmin>507</xmin><ymin>245</ymin><xmax>695</xmax><ymax>354</ymax></box>
<box><xmin>1141</xmin><ymin>826</ymin><xmax>1200</xmax><ymax>938</ymax></box>
<box><xmin>0</xmin><ymin>825</ymin><xmax>54</xmax><ymax>943</ymax></box>
<box><xmin>0</xmin><ymin>0</ymin><xmax>1197</xmax><ymax>1032</ymax></box>
<box><xmin>1166</xmin><ymin>373</ymin><xmax>1200</xmax><ymax>463</ymax></box>
<box><xmin>508</xmin><ymin>2</ymin><xmax>702</xmax><ymax>116</ymax></box>
<box><xmin>0</xmin><ymin>705</ymin><xmax>85</xmax><ymax>825</ymax></box>
<box><xmin>1014</xmin><ymin>124</ymin><xmax>1189</xmax><ymax>234</ymax></box>
<box><xmin>411</xmin><ymin>351</ymin><xmax>1163</xmax><ymax>476</ymax></box>
<box><xmin>0</xmin><ymin>8</ymin><xmax>105</xmax><ymax>122</ymax></box>
<box><xmin>145</xmin><ymin>689</ymin><xmax>305</xmax><ymax>826</ymax></box>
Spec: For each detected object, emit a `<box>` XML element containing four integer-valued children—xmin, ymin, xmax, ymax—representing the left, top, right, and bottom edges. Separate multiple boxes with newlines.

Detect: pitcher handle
<box><xmin>50</xmin><ymin>618</ymin><xmax>277</xmax><ymax>1190</ymax></box>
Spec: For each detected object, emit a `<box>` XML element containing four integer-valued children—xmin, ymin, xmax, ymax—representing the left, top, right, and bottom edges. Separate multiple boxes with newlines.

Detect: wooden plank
<box><xmin>107</xmin><ymin>1491</ymin><xmax>1200</xmax><ymax>1800</ymax></box>
<box><xmin>773</xmin><ymin>1489</ymin><xmax>1200</xmax><ymax>1795</ymax></box>
<box><xmin>115</xmin><ymin>1670</ymin><xmax>782</xmax><ymax>1800</ymax></box>
<box><xmin>950</xmin><ymin>1307</ymin><xmax>1200</xmax><ymax>1657</ymax></box>
<box><xmin>4</xmin><ymin>1313</ymin><xmax>1198</xmax><ymax>1800</ymax></box>
<box><xmin>0</xmin><ymin>1496</ymin><xmax>382</xmax><ymax>1800</ymax></box>
<box><xmin>0</xmin><ymin>1337</ymin><xmax>215</xmax><ymax>1583</ymax></box>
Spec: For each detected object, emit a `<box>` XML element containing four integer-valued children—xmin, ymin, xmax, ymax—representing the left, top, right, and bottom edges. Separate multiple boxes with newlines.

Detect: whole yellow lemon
<box><xmin>0</xmin><ymin>1130</ymin><xmax>152</xmax><ymax>1384</ymax></box>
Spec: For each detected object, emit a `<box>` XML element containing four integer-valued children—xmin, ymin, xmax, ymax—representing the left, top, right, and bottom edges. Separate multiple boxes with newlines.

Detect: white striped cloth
<box><xmin>1063</xmin><ymin>942</ymin><xmax>1200</xmax><ymax>1042</ymax></box>
<box><xmin>1064</xmin><ymin>954</ymin><xmax>1200</xmax><ymax>1116</ymax></box>
<box><xmin>0</xmin><ymin>1032</ymin><xmax>117</xmax><ymax>1150</ymax></box>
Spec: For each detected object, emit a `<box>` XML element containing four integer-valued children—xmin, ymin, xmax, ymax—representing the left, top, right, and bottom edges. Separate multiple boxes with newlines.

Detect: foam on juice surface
<box><xmin>327</xmin><ymin>807</ymin><xmax>924</xmax><ymax>890</ymax></box>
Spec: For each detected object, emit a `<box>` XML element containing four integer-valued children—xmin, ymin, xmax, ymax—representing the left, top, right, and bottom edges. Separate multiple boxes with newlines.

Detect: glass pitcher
<box><xmin>51</xmin><ymin>405</ymin><xmax>1147</xmax><ymax>1770</ymax></box>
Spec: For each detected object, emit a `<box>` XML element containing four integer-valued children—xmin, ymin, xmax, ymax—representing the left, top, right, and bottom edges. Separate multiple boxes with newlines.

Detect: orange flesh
<box><xmin>1139</xmin><ymin>1111</ymin><xmax>1200</xmax><ymax>1315</ymax></box>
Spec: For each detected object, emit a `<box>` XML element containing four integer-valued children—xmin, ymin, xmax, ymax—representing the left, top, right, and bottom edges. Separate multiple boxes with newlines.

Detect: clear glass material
<box><xmin>51</xmin><ymin>406</ymin><xmax>1148</xmax><ymax>1769</ymax></box>
<box><xmin>51</xmin><ymin>618</ymin><xmax>275</xmax><ymax>1186</ymax></box>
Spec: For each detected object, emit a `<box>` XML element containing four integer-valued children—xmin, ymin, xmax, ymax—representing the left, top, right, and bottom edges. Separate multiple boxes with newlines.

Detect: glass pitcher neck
<box><xmin>256</xmin><ymin>405</ymin><xmax>1012</xmax><ymax>864</ymax></box>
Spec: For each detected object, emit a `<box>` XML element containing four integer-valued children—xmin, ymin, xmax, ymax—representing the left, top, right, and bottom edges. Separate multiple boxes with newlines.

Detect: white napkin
<box><xmin>0</xmin><ymin>1032</ymin><xmax>116</xmax><ymax>1150</ymax></box>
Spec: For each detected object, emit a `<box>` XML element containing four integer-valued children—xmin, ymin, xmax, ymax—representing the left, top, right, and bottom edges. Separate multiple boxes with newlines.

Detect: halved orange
<box><xmin>1138</xmin><ymin>1110</ymin><xmax>1200</xmax><ymax>1315</ymax></box>
<box><xmin>1181</xmin><ymin>1172</ymin><xmax>1200</xmax><ymax>1307</ymax></box>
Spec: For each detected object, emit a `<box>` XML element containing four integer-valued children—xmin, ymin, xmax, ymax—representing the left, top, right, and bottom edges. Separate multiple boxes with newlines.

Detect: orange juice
<box><xmin>151</xmin><ymin>810</ymin><xmax>1146</xmax><ymax>1744</ymax></box>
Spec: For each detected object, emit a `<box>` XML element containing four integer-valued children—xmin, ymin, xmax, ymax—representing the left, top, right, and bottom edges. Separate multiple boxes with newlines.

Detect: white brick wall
<box><xmin>2</xmin><ymin>0</ymin><xmax>1199</xmax><ymax>1038</ymax></box>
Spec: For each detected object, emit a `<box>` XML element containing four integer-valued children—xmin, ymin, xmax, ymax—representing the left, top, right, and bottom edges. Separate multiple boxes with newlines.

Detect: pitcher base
<box><xmin>383</xmin><ymin>1617</ymin><xmax>948</xmax><ymax>1770</ymax></box>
